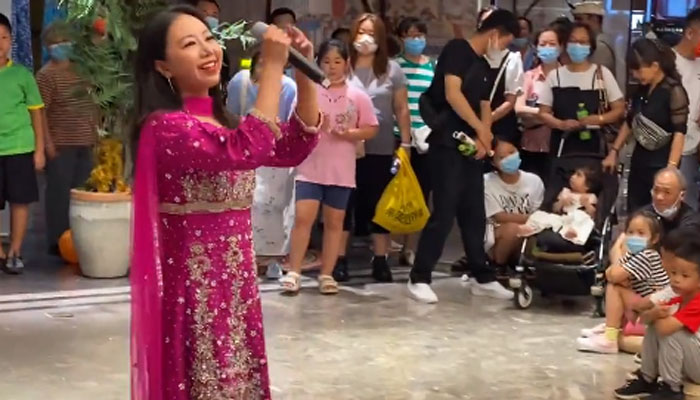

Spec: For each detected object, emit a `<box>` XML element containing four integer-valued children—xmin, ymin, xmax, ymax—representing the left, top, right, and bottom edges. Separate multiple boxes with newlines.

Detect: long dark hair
<box><xmin>131</xmin><ymin>5</ymin><xmax>232</xmax><ymax>154</ymax></box>
<box><xmin>350</xmin><ymin>13</ymin><xmax>389</xmax><ymax>77</ymax></box>
<box><xmin>627</xmin><ymin>38</ymin><xmax>682</xmax><ymax>82</ymax></box>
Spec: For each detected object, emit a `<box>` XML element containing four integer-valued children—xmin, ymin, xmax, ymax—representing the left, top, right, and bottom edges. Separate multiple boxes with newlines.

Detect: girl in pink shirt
<box><xmin>281</xmin><ymin>39</ymin><xmax>379</xmax><ymax>294</ymax></box>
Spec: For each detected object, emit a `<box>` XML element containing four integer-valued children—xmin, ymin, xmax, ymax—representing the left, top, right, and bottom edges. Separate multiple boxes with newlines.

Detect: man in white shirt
<box><xmin>484</xmin><ymin>140</ymin><xmax>545</xmax><ymax>266</ymax></box>
<box><xmin>674</xmin><ymin>8</ymin><xmax>700</xmax><ymax>211</ymax></box>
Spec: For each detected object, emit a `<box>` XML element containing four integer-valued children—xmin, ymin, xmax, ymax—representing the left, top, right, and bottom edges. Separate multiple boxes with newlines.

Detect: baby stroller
<box><xmin>508</xmin><ymin>139</ymin><xmax>619</xmax><ymax>312</ymax></box>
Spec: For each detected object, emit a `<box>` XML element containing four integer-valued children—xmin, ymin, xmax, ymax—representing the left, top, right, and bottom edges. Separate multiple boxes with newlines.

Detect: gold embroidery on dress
<box><xmin>222</xmin><ymin>235</ymin><xmax>263</xmax><ymax>399</ymax></box>
<box><xmin>187</xmin><ymin>242</ymin><xmax>224</xmax><ymax>399</ymax></box>
<box><xmin>180</xmin><ymin>171</ymin><xmax>256</xmax><ymax>208</ymax></box>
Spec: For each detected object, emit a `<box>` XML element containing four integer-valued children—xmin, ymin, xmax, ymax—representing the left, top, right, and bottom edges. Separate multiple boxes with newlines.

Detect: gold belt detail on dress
<box><xmin>159</xmin><ymin>200</ymin><xmax>251</xmax><ymax>215</ymax></box>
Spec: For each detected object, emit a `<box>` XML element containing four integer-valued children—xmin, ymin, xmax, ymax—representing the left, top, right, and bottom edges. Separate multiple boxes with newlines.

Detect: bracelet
<box><xmin>400</xmin><ymin>142</ymin><xmax>411</xmax><ymax>148</ymax></box>
<box><xmin>669</xmin><ymin>161</ymin><xmax>678</xmax><ymax>167</ymax></box>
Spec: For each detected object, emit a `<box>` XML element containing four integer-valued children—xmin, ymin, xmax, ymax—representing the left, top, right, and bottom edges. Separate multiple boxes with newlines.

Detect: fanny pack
<box><xmin>631</xmin><ymin>112</ymin><xmax>673</xmax><ymax>151</ymax></box>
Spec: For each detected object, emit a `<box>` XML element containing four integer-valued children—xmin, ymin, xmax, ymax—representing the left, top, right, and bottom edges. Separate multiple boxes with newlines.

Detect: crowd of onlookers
<box><xmin>5</xmin><ymin>0</ymin><xmax>700</xmax><ymax>397</ymax></box>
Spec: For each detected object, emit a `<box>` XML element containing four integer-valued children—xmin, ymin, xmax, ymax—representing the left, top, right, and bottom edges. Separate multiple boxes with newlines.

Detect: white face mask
<box><xmin>354</xmin><ymin>34</ymin><xmax>378</xmax><ymax>55</ymax></box>
<box><xmin>486</xmin><ymin>37</ymin><xmax>507</xmax><ymax>66</ymax></box>
<box><xmin>653</xmin><ymin>196</ymin><xmax>682</xmax><ymax>220</ymax></box>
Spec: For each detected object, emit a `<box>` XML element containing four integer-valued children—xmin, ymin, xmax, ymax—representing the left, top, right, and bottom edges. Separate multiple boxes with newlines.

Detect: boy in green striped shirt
<box><xmin>394</xmin><ymin>17</ymin><xmax>436</xmax><ymax>266</ymax></box>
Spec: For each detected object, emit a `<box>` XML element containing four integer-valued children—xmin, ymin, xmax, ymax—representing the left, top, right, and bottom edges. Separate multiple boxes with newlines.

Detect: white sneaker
<box><xmin>580</xmin><ymin>323</ymin><xmax>606</xmax><ymax>338</ymax></box>
<box><xmin>576</xmin><ymin>333</ymin><xmax>618</xmax><ymax>354</ymax></box>
<box><xmin>470</xmin><ymin>281</ymin><xmax>514</xmax><ymax>300</ymax></box>
<box><xmin>407</xmin><ymin>282</ymin><xmax>438</xmax><ymax>304</ymax></box>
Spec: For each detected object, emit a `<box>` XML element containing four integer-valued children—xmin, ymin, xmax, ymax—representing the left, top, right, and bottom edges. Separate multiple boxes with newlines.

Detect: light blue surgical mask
<box><xmin>626</xmin><ymin>235</ymin><xmax>648</xmax><ymax>254</ymax></box>
<box><xmin>499</xmin><ymin>152</ymin><xmax>522</xmax><ymax>174</ymax></box>
<box><xmin>205</xmin><ymin>16</ymin><xmax>219</xmax><ymax>30</ymax></box>
<box><xmin>567</xmin><ymin>43</ymin><xmax>591</xmax><ymax>64</ymax></box>
<box><xmin>537</xmin><ymin>46</ymin><xmax>560</xmax><ymax>64</ymax></box>
<box><xmin>48</xmin><ymin>42</ymin><xmax>73</xmax><ymax>61</ymax></box>
<box><xmin>404</xmin><ymin>37</ymin><xmax>426</xmax><ymax>56</ymax></box>
<box><xmin>511</xmin><ymin>37</ymin><xmax>530</xmax><ymax>49</ymax></box>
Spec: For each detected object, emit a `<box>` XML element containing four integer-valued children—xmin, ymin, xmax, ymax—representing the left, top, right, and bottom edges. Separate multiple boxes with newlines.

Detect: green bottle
<box><xmin>577</xmin><ymin>103</ymin><xmax>591</xmax><ymax>141</ymax></box>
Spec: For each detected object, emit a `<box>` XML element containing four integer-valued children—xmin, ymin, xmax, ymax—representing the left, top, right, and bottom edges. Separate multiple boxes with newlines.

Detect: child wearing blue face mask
<box><xmin>393</xmin><ymin>17</ymin><xmax>436</xmax><ymax>266</ymax></box>
<box><xmin>483</xmin><ymin>140</ymin><xmax>544</xmax><ymax>266</ymax></box>
<box><xmin>577</xmin><ymin>210</ymin><xmax>668</xmax><ymax>354</ymax></box>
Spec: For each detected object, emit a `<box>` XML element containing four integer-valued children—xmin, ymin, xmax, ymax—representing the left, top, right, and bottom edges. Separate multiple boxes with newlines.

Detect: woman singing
<box><xmin>130</xmin><ymin>6</ymin><xmax>320</xmax><ymax>400</ymax></box>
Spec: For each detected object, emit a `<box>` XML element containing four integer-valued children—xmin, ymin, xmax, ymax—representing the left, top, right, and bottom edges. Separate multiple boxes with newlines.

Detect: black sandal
<box><xmin>451</xmin><ymin>255</ymin><xmax>470</xmax><ymax>273</ymax></box>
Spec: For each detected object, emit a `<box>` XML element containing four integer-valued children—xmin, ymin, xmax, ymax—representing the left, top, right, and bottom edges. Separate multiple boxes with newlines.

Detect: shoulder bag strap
<box><xmin>489</xmin><ymin>55</ymin><xmax>510</xmax><ymax>102</ymax></box>
<box><xmin>594</xmin><ymin>64</ymin><xmax>609</xmax><ymax>112</ymax></box>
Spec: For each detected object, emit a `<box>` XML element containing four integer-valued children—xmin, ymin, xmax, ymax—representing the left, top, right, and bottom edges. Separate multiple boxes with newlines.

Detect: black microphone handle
<box><xmin>287</xmin><ymin>47</ymin><xmax>331</xmax><ymax>88</ymax></box>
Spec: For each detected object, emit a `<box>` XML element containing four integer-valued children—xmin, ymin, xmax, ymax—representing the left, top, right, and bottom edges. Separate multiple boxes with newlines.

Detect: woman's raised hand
<box><xmin>260</xmin><ymin>25</ymin><xmax>291</xmax><ymax>70</ymax></box>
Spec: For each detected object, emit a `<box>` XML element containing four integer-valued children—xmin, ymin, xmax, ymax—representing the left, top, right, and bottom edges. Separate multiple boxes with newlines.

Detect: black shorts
<box><xmin>0</xmin><ymin>152</ymin><xmax>39</xmax><ymax>209</ymax></box>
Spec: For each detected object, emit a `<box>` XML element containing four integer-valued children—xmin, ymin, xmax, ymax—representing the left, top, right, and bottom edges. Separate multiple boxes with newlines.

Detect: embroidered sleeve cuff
<box><xmin>248</xmin><ymin>108</ymin><xmax>282</xmax><ymax>139</ymax></box>
<box><xmin>292</xmin><ymin>110</ymin><xmax>323</xmax><ymax>134</ymax></box>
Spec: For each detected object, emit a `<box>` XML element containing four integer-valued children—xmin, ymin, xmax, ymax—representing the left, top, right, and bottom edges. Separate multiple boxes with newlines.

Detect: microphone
<box><xmin>249</xmin><ymin>22</ymin><xmax>330</xmax><ymax>88</ymax></box>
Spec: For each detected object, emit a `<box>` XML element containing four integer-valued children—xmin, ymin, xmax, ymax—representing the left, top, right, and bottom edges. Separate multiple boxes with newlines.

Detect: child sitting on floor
<box><xmin>577</xmin><ymin>210</ymin><xmax>667</xmax><ymax>354</ymax></box>
<box><xmin>614</xmin><ymin>228</ymin><xmax>700</xmax><ymax>400</ymax></box>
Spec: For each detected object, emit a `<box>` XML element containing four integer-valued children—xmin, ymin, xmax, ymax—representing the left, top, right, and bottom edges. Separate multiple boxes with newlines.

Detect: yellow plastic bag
<box><xmin>372</xmin><ymin>147</ymin><xmax>430</xmax><ymax>234</ymax></box>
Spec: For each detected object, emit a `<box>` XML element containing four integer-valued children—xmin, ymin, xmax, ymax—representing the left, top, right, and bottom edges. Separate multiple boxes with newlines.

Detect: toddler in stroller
<box><xmin>508</xmin><ymin>153</ymin><xmax>619</xmax><ymax>309</ymax></box>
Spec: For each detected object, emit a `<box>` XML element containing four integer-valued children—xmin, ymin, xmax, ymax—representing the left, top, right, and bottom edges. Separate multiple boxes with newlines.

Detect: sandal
<box><xmin>280</xmin><ymin>271</ymin><xmax>301</xmax><ymax>295</ymax></box>
<box><xmin>318</xmin><ymin>275</ymin><xmax>339</xmax><ymax>295</ymax></box>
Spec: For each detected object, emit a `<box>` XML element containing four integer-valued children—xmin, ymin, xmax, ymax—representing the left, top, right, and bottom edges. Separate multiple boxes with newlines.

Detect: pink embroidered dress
<box><xmin>131</xmin><ymin>97</ymin><xmax>318</xmax><ymax>400</ymax></box>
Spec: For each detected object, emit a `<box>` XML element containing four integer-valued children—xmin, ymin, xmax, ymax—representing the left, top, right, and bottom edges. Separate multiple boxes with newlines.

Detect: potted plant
<box><xmin>60</xmin><ymin>0</ymin><xmax>253</xmax><ymax>278</ymax></box>
<box><xmin>60</xmin><ymin>0</ymin><xmax>166</xmax><ymax>278</ymax></box>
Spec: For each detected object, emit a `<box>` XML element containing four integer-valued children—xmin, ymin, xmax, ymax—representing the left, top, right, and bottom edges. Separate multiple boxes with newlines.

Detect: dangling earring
<box><xmin>167</xmin><ymin>77</ymin><xmax>175</xmax><ymax>93</ymax></box>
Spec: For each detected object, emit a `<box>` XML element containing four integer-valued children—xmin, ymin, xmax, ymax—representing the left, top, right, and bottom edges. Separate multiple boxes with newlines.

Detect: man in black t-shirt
<box><xmin>642</xmin><ymin>168</ymin><xmax>700</xmax><ymax>233</ymax></box>
<box><xmin>408</xmin><ymin>9</ymin><xmax>520</xmax><ymax>304</ymax></box>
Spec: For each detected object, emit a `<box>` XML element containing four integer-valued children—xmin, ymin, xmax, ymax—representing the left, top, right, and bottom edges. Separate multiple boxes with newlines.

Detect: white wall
<box><xmin>0</xmin><ymin>0</ymin><xmax>10</xmax><ymax>19</ymax></box>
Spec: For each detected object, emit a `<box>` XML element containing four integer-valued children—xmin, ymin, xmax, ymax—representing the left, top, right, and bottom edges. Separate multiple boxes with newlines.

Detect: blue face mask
<box><xmin>511</xmin><ymin>37</ymin><xmax>530</xmax><ymax>49</ymax></box>
<box><xmin>537</xmin><ymin>46</ymin><xmax>560</xmax><ymax>64</ymax></box>
<box><xmin>48</xmin><ymin>42</ymin><xmax>72</xmax><ymax>61</ymax></box>
<box><xmin>626</xmin><ymin>235</ymin><xmax>649</xmax><ymax>254</ymax></box>
<box><xmin>404</xmin><ymin>37</ymin><xmax>426</xmax><ymax>55</ymax></box>
<box><xmin>499</xmin><ymin>152</ymin><xmax>522</xmax><ymax>174</ymax></box>
<box><xmin>205</xmin><ymin>16</ymin><xmax>219</xmax><ymax>30</ymax></box>
<box><xmin>567</xmin><ymin>43</ymin><xmax>591</xmax><ymax>64</ymax></box>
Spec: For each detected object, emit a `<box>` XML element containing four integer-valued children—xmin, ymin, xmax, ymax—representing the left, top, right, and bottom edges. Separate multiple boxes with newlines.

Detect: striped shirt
<box><xmin>620</xmin><ymin>249</ymin><xmax>668</xmax><ymax>297</ymax></box>
<box><xmin>393</xmin><ymin>55</ymin><xmax>435</xmax><ymax>137</ymax></box>
<box><xmin>36</xmin><ymin>63</ymin><xmax>98</xmax><ymax>147</ymax></box>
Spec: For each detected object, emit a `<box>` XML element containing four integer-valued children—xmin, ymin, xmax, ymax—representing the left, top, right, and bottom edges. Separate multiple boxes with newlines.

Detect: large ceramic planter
<box><xmin>70</xmin><ymin>189</ymin><xmax>132</xmax><ymax>278</ymax></box>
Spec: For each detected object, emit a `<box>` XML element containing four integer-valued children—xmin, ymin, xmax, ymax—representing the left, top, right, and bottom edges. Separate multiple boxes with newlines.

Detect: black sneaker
<box><xmin>332</xmin><ymin>256</ymin><xmax>350</xmax><ymax>282</ymax></box>
<box><xmin>614</xmin><ymin>373</ymin><xmax>658</xmax><ymax>399</ymax></box>
<box><xmin>648</xmin><ymin>383</ymin><xmax>683</xmax><ymax>400</ymax></box>
<box><xmin>371</xmin><ymin>256</ymin><xmax>393</xmax><ymax>283</ymax></box>
<box><xmin>2</xmin><ymin>256</ymin><xmax>24</xmax><ymax>275</ymax></box>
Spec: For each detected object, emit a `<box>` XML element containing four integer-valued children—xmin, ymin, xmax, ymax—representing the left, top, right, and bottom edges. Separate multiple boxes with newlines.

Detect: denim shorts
<box><xmin>295</xmin><ymin>181</ymin><xmax>352</xmax><ymax>210</ymax></box>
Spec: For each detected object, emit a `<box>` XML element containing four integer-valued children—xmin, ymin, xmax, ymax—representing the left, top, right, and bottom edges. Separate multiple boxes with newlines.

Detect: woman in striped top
<box><xmin>394</xmin><ymin>17</ymin><xmax>436</xmax><ymax>266</ymax></box>
<box><xmin>577</xmin><ymin>210</ymin><xmax>668</xmax><ymax>354</ymax></box>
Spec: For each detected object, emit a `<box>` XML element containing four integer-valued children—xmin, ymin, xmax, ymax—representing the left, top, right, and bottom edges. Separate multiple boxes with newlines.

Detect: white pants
<box><xmin>251</xmin><ymin>167</ymin><xmax>296</xmax><ymax>256</ymax></box>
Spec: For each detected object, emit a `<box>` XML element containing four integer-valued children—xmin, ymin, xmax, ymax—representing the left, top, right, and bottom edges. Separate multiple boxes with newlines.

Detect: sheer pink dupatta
<box><xmin>130</xmin><ymin>118</ymin><xmax>164</xmax><ymax>400</ymax></box>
